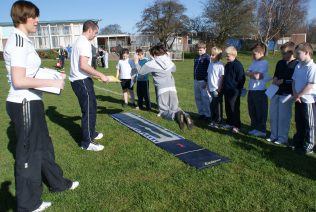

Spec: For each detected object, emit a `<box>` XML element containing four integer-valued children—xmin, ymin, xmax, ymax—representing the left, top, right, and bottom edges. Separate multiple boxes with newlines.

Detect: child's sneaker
<box><xmin>248</xmin><ymin>129</ymin><xmax>258</xmax><ymax>135</ymax></box>
<box><xmin>175</xmin><ymin>111</ymin><xmax>185</xmax><ymax>129</ymax></box>
<box><xmin>70</xmin><ymin>181</ymin><xmax>80</xmax><ymax>190</ymax></box>
<box><xmin>232</xmin><ymin>127</ymin><xmax>239</xmax><ymax>133</ymax></box>
<box><xmin>273</xmin><ymin>140</ymin><xmax>288</xmax><ymax>145</ymax></box>
<box><xmin>222</xmin><ymin>124</ymin><xmax>232</xmax><ymax>129</ymax></box>
<box><xmin>82</xmin><ymin>142</ymin><xmax>104</xmax><ymax>151</ymax></box>
<box><xmin>131</xmin><ymin>103</ymin><xmax>139</xmax><ymax>109</ymax></box>
<box><xmin>183</xmin><ymin>112</ymin><xmax>193</xmax><ymax>130</ymax></box>
<box><xmin>266</xmin><ymin>137</ymin><xmax>276</xmax><ymax>142</ymax></box>
<box><xmin>32</xmin><ymin>202</ymin><xmax>52</xmax><ymax>212</ymax></box>
<box><xmin>94</xmin><ymin>132</ymin><xmax>103</xmax><ymax>140</ymax></box>
<box><xmin>253</xmin><ymin>130</ymin><xmax>266</xmax><ymax>137</ymax></box>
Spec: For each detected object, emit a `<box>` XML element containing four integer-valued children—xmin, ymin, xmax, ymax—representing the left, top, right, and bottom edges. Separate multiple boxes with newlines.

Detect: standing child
<box><xmin>291</xmin><ymin>42</ymin><xmax>316</xmax><ymax>155</ymax></box>
<box><xmin>193</xmin><ymin>43</ymin><xmax>211</xmax><ymax>120</ymax></box>
<box><xmin>268</xmin><ymin>42</ymin><xmax>298</xmax><ymax>144</ymax></box>
<box><xmin>222</xmin><ymin>46</ymin><xmax>245</xmax><ymax>133</ymax></box>
<box><xmin>134</xmin><ymin>44</ymin><xmax>193</xmax><ymax>130</ymax></box>
<box><xmin>207</xmin><ymin>47</ymin><xmax>225</xmax><ymax>128</ymax></box>
<box><xmin>104</xmin><ymin>49</ymin><xmax>109</xmax><ymax>69</ymax></box>
<box><xmin>246</xmin><ymin>43</ymin><xmax>269</xmax><ymax>137</ymax></box>
<box><xmin>136</xmin><ymin>49</ymin><xmax>151</xmax><ymax>110</ymax></box>
<box><xmin>116</xmin><ymin>48</ymin><xmax>137</xmax><ymax>108</ymax></box>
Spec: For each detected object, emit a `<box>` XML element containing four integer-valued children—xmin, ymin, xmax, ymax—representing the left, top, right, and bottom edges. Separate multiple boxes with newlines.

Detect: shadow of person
<box><xmin>0</xmin><ymin>181</ymin><xmax>16</xmax><ymax>212</ymax></box>
<box><xmin>45</xmin><ymin>106</ymin><xmax>81</xmax><ymax>146</ymax></box>
<box><xmin>208</xmin><ymin>125</ymin><xmax>316</xmax><ymax>180</ymax></box>
<box><xmin>95</xmin><ymin>95</ymin><xmax>159</xmax><ymax>113</ymax></box>
<box><xmin>6</xmin><ymin>121</ymin><xmax>16</xmax><ymax>159</ymax></box>
<box><xmin>97</xmin><ymin>106</ymin><xmax>123</xmax><ymax>115</ymax></box>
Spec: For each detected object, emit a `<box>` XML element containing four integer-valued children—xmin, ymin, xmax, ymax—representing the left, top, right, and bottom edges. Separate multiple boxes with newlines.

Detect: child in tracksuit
<box><xmin>207</xmin><ymin>47</ymin><xmax>225</xmax><ymax>128</ymax></box>
<box><xmin>194</xmin><ymin>43</ymin><xmax>211</xmax><ymax>119</ymax></box>
<box><xmin>246</xmin><ymin>43</ymin><xmax>269</xmax><ymax>137</ymax></box>
<box><xmin>291</xmin><ymin>42</ymin><xmax>316</xmax><ymax>155</ymax></box>
<box><xmin>136</xmin><ymin>49</ymin><xmax>151</xmax><ymax>110</ymax></box>
<box><xmin>134</xmin><ymin>44</ymin><xmax>193</xmax><ymax>130</ymax></box>
<box><xmin>222</xmin><ymin>46</ymin><xmax>245</xmax><ymax>133</ymax></box>
<box><xmin>268</xmin><ymin>42</ymin><xmax>298</xmax><ymax>145</ymax></box>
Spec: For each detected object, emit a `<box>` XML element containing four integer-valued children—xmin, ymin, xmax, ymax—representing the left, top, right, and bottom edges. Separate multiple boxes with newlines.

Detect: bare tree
<box><xmin>307</xmin><ymin>18</ymin><xmax>316</xmax><ymax>44</ymax></box>
<box><xmin>136</xmin><ymin>0</ymin><xmax>189</xmax><ymax>49</ymax></box>
<box><xmin>203</xmin><ymin>0</ymin><xmax>256</xmax><ymax>47</ymax></box>
<box><xmin>255</xmin><ymin>0</ymin><xmax>308</xmax><ymax>53</ymax></box>
<box><xmin>100</xmin><ymin>24</ymin><xmax>124</xmax><ymax>35</ymax></box>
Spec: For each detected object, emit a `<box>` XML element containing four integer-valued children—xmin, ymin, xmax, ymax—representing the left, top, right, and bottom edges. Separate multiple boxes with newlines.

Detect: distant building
<box><xmin>0</xmin><ymin>19</ymin><xmax>100</xmax><ymax>51</ymax></box>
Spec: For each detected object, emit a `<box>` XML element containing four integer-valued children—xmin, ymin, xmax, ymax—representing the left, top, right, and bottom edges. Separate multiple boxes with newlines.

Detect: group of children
<box><xmin>194</xmin><ymin>42</ymin><xmax>316</xmax><ymax>155</ymax></box>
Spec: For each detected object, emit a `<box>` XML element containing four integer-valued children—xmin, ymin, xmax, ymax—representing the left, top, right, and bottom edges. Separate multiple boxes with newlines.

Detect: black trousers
<box><xmin>7</xmin><ymin>100</ymin><xmax>72</xmax><ymax>212</ymax></box>
<box><xmin>247</xmin><ymin>90</ymin><xmax>268</xmax><ymax>132</ymax></box>
<box><xmin>100</xmin><ymin>57</ymin><xmax>105</xmax><ymax>67</ymax></box>
<box><xmin>137</xmin><ymin>81</ymin><xmax>151</xmax><ymax>110</ymax></box>
<box><xmin>224</xmin><ymin>90</ymin><xmax>241</xmax><ymax>128</ymax></box>
<box><xmin>71</xmin><ymin>78</ymin><xmax>98</xmax><ymax>148</ymax></box>
<box><xmin>293</xmin><ymin>102</ymin><xmax>316</xmax><ymax>151</ymax></box>
<box><xmin>210</xmin><ymin>94</ymin><xmax>223</xmax><ymax>124</ymax></box>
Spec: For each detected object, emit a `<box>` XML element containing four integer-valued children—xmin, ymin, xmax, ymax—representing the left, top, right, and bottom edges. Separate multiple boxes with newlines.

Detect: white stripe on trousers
<box><xmin>307</xmin><ymin>103</ymin><xmax>315</xmax><ymax>150</ymax></box>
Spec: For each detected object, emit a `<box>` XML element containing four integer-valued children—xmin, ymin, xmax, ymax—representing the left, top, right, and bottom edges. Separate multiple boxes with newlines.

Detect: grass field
<box><xmin>1</xmin><ymin>53</ymin><xmax>316</xmax><ymax>211</ymax></box>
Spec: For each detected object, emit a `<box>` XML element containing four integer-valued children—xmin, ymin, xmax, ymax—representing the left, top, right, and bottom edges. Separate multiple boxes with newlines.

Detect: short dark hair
<box><xmin>280</xmin><ymin>41</ymin><xmax>295</xmax><ymax>55</ymax></box>
<box><xmin>120</xmin><ymin>48</ymin><xmax>129</xmax><ymax>59</ymax></box>
<box><xmin>82</xmin><ymin>20</ymin><xmax>98</xmax><ymax>32</ymax></box>
<box><xmin>11</xmin><ymin>0</ymin><xmax>39</xmax><ymax>27</ymax></box>
<box><xmin>136</xmin><ymin>49</ymin><xmax>143</xmax><ymax>54</ymax></box>
<box><xmin>149</xmin><ymin>43</ymin><xmax>168</xmax><ymax>57</ymax></box>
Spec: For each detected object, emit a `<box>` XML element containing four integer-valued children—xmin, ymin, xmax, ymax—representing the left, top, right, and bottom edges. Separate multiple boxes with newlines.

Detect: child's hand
<box><xmin>133</xmin><ymin>54</ymin><xmax>139</xmax><ymax>64</ymax></box>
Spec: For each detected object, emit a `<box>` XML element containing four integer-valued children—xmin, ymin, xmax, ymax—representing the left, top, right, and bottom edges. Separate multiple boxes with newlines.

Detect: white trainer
<box><xmin>32</xmin><ymin>202</ymin><xmax>52</xmax><ymax>212</ymax></box>
<box><xmin>274</xmin><ymin>140</ymin><xmax>288</xmax><ymax>145</ymax></box>
<box><xmin>82</xmin><ymin>142</ymin><xmax>104</xmax><ymax>151</ymax></box>
<box><xmin>94</xmin><ymin>133</ymin><xmax>103</xmax><ymax>140</ymax></box>
<box><xmin>70</xmin><ymin>181</ymin><xmax>79</xmax><ymax>190</ymax></box>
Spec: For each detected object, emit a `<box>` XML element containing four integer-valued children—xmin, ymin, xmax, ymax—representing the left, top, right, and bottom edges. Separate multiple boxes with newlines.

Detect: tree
<box><xmin>136</xmin><ymin>0</ymin><xmax>189</xmax><ymax>49</ymax></box>
<box><xmin>203</xmin><ymin>0</ymin><xmax>256</xmax><ymax>47</ymax></box>
<box><xmin>307</xmin><ymin>19</ymin><xmax>316</xmax><ymax>44</ymax></box>
<box><xmin>255</xmin><ymin>0</ymin><xmax>308</xmax><ymax>53</ymax></box>
<box><xmin>100</xmin><ymin>24</ymin><xmax>124</xmax><ymax>35</ymax></box>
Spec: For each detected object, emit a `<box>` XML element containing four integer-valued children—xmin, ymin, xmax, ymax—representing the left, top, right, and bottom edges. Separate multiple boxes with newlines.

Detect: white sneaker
<box><xmin>266</xmin><ymin>137</ymin><xmax>276</xmax><ymax>142</ymax></box>
<box><xmin>70</xmin><ymin>181</ymin><xmax>79</xmax><ymax>190</ymax></box>
<box><xmin>32</xmin><ymin>202</ymin><xmax>52</xmax><ymax>212</ymax></box>
<box><xmin>222</xmin><ymin>124</ymin><xmax>232</xmax><ymax>129</ymax></box>
<box><xmin>248</xmin><ymin>129</ymin><xmax>258</xmax><ymax>135</ymax></box>
<box><xmin>82</xmin><ymin>142</ymin><xmax>104</xmax><ymax>151</ymax></box>
<box><xmin>253</xmin><ymin>130</ymin><xmax>266</xmax><ymax>137</ymax></box>
<box><xmin>94</xmin><ymin>133</ymin><xmax>103</xmax><ymax>140</ymax></box>
<box><xmin>274</xmin><ymin>140</ymin><xmax>288</xmax><ymax>145</ymax></box>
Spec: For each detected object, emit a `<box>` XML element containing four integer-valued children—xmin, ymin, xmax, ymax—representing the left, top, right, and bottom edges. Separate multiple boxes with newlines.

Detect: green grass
<box><xmin>1</xmin><ymin>53</ymin><xmax>316</xmax><ymax>211</ymax></box>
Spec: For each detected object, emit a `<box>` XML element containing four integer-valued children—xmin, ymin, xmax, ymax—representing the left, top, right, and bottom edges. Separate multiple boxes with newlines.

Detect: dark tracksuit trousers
<box><xmin>71</xmin><ymin>77</ymin><xmax>98</xmax><ymax>148</ymax></box>
<box><xmin>293</xmin><ymin>102</ymin><xmax>316</xmax><ymax>151</ymax></box>
<box><xmin>247</xmin><ymin>90</ymin><xmax>268</xmax><ymax>132</ymax></box>
<box><xmin>224</xmin><ymin>89</ymin><xmax>241</xmax><ymax>128</ymax></box>
<box><xmin>7</xmin><ymin>100</ymin><xmax>72</xmax><ymax>212</ymax></box>
<box><xmin>137</xmin><ymin>80</ymin><xmax>151</xmax><ymax>110</ymax></box>
<box><xmin>210</xmin><ymin>93</ymin><xmax>223</xmax><ymax>124</ymax></box>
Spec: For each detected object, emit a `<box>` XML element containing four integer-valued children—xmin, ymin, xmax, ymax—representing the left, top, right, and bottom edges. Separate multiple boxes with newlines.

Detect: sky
<box><xmin>0</xmin><ymin>0</ymin><xmax>316</xmax><ymax>33</ymax></box>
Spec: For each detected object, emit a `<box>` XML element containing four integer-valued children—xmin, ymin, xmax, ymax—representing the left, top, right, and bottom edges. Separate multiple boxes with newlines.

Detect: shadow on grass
<box><xmin>97</xmin><ymin>106</ymin><xmax>123</xmax><ymax>115</ymax></box>
<box><xmin>193</xmin><ymin>116</ymin><xmax>316</xmax><ymax>180</ymax></box>
<box><xmin>0</xmin><ymin>181</ymin><xmax>16</xmax><ymax>212</ymax></box>
<box><xmin>96</xmin><ymin>94</ymin><xmax>159</xmax><ymax>113</ymax></box>
<box><xmin>45</xmin><ymin>106</ymin><xmax>82</xmax><ymax>146</ymax></box>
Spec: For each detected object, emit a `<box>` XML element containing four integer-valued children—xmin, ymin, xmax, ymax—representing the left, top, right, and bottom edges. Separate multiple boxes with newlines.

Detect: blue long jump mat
<box><xmin>112</xmin><ymin>112</ymin><xmax>230</xmax><ymax>169</ymax></box>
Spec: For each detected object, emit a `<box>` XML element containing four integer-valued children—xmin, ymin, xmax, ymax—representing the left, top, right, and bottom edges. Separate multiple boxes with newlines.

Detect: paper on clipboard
<box><xmin>33</xmin><ymin>68</ymin><xmax>63</xmax><ymax>94</ymax></box>
<box><xmin>265</xmin><ymin>84</ymin><xmax>279</xmax><ymax>99</ymax></box>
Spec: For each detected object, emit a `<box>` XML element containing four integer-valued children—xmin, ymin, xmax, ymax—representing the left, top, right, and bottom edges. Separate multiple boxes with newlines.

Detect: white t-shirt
<box><xmin>116</xmin><ymin>59</ymin><xmax>135</xmax><ymax>79</ymax></box>
<box><xmin>207</xmin><ymin>61</ymin><xmax>224</xmax><ymax>91</ymax></box>
<box><xmin>4</xmin><ymin>28</ymin><xmax>42</xmax><ymax>103</ymax></box>
<box><xmin>292</xmin><ymin>59</ymin><xmax>316</xmax><ymax>103</ymax></box>
<box><xmin>69</xmin><ymin>35</ymin><xmax>92</xmax><ymax>82</ymax></box>
<box><xmin>248</xmin><ymin>59</ymin><xmax>269</xmax><ymax>90</ymax></box>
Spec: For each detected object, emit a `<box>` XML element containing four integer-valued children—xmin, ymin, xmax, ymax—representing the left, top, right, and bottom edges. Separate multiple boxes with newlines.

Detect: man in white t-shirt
<box><xmin>291</xmin><ymin>42</ymin><xmax>316</xmax><ymax>155</ymax></box>
<box><xmin>70</xmin><ymin>20</ymin><xmax>109</xmax><ymax>151</ymax></box>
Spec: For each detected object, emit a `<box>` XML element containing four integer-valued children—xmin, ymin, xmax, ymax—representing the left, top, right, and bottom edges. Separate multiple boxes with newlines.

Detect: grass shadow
<box><xmin>45</xmin><ymin>106</ymin><xmax>81</xmax><ymax>146</ymax></box>
<box><xmin>97</xmin><ymin>106</ymin><xmax>123</xmax><ymax>115</ymax></box>
<box><xmin>0</xmin><ymin>181</ymin><xmax>16</xmax><ymax>212</ymax></box>
<box><xmin>205</xmin><ymin>123</ymin><xmax>316</xmax><ymax>180</ymax></box>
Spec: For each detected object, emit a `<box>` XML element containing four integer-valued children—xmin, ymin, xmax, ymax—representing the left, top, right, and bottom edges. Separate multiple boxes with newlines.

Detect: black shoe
<box><xmin>198</xmin><ymin>115</ymin><xmax>206</xmax><ymax>120</ymax></box>
<box><xmin>183</xmin><ymin>112</ymin><xmax>193</xmax><ymax>130</ymax></box>
<box><xmin>175</xmin><ymin>111</ymin><xmax>185</xmax><ymax>129</ymax></box>
<box><xmin>131</xmin><ymin>103</ymin><xmax>139</xmax><ymax>109</ymax></box>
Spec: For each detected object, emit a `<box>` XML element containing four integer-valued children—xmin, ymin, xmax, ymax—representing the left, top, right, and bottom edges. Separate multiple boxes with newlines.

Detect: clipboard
<box><xmin>33</xmin><ymin>68</ymin><xmax>63</xmax><ymax>94</ymax></box>
<box><xmin>265</xmin><ymin>84</ymin><xmax>279</xmax><ymax>99</ymax></box>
